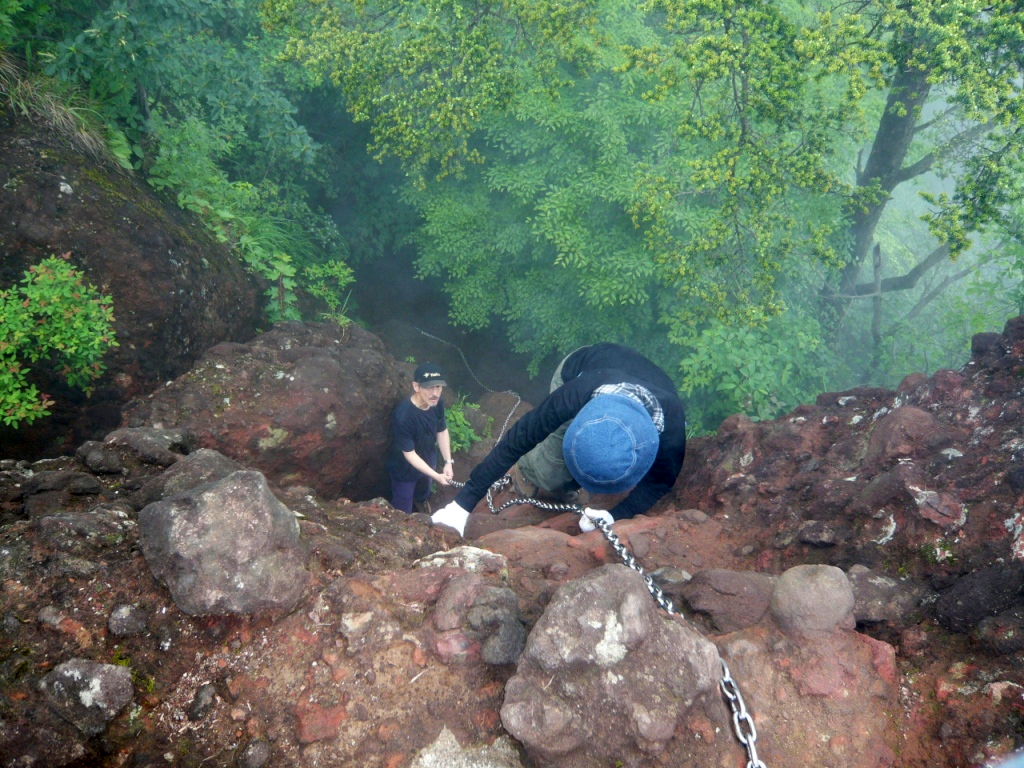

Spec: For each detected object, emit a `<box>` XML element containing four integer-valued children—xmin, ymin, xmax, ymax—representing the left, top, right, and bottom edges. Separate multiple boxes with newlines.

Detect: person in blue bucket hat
<box><xmin>431</xmin><ymin>343</ymin><xmax>686</xmax><ymax>536</ymax></box>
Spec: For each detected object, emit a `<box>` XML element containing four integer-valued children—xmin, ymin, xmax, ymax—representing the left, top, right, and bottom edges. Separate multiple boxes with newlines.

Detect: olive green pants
<box><xmin>516</xmin><ymin>350</ymin><xmax>582</xmax><ymax>493</ymax></box>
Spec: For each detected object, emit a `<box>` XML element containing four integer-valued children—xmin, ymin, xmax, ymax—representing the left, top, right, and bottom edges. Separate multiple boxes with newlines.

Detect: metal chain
<box><xmin>720</xmin><ymin>659</ymin><xmax>768</xmax><ymax>768</ymax></box>
<box><xmin>588</xmin><ymin>512</ymin><xmax>679</xmax><ymax>615</ymax></box>
<box><xmin>446</xmin><ymin>475</ymin><xmax>767</xmax><ymax>767</ymax></box>
<box><xmin>480</xmin><ymin>475</ymin><xmax>580</xmax><ymax>516</ymax></box>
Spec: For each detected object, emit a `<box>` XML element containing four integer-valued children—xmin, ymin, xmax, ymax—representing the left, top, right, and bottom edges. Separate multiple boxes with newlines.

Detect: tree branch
<box><xmin>899</xmin><ymin>263</ymin><xmax>976</xmax><ymax>323</ymax></box>
<box><xmin>892</xmin><ymin>122</ymin><xmax>993</xmax><ymax>186</ymax></box>
<box><xmin>913</xmin><ymin>106</ymin><xmax>958</xmax><ymax>135</ymax></box>
<box><xmin>849</xmin><ymin>243</ymin><xmax>951</xmax><ymax>296</ymax></box>
<box><xmin>891</xmin><ymin>151</ymin><xmax>935</xmax><ymax>185</ymax></box>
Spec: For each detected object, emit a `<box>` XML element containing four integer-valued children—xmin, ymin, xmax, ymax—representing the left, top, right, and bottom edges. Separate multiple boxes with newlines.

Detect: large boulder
<box><xmin>138</xmin><ymin>469</ymin><xmax>307</xmax><ymax>616</ymax></box>
<box><xmin>121</xmin><ymin>321</ymin><xmax>407</xmax><ymax>500</ymax></box>
<box><xmin>500</xmin><ymin>565</ymin><xmax>724</xmax><ymax>768</ymax></box>
<box><xmin>0</xmin><ymin>114</ymin><xmax>263</xmax><ymax>460</ymax></box>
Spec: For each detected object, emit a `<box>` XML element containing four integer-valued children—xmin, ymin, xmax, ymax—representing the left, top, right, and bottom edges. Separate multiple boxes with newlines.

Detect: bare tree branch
<box><xmin>899</xmin><ymin>263</ymin><xmax>977</xmax><ymax>323</ymax></box>
<box><xmin>848</xmin><ymin>243</ymin><xmax>951</xmax><ymax>296</ymax></box>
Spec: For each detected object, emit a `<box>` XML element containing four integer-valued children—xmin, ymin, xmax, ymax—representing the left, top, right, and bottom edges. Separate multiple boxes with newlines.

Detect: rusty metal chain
<box><xmin>446</xmin><ymin>475</ymin><xmax>766</xmax><ymax>767</ymax></box>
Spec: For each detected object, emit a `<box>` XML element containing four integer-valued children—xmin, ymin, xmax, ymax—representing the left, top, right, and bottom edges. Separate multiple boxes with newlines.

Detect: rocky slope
<box><xmin>2</xmin><ymin>316</ymin><xmax>1024</xmax><ymax>768</ymax></box>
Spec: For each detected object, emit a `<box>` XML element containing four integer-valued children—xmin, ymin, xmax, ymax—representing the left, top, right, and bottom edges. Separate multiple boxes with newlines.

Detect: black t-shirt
<box><xmin>387</xmin><ymin>396</ymin><xmax>448</xmax><ymax>482</ymax></box>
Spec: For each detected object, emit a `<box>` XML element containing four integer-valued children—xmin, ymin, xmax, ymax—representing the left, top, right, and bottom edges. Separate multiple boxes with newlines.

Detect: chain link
<box><xmin>589</xmin><ymin>512</ymin><xmax>679</xmax><ymax>615</ymax></box>
<box><xmin>720</xmin><ymin>659</ymin><xmax>767</xmax><ymax>768</ymax></box>
<box><xmin>446</xmin><ymin>474</ymin><xmax>766</xmax><ymax>766</ymax></box>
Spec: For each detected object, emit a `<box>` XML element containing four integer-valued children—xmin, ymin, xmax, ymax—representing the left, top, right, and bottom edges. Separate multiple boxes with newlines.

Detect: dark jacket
<box><xmin>454</xmin><ymin>344</ymin><xmax>686</xmax><ymax>519</ymax></box>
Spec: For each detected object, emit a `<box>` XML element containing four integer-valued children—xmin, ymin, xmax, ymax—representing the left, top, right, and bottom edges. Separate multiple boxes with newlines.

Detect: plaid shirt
<box><xmin>593</xmin><ymin>383</ymin><xmax>665</xmax><ymax>433</ymax></box>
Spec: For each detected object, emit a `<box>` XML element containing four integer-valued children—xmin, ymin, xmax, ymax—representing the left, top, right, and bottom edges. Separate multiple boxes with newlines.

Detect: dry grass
<box><xmin>0</xmin><ymin>51</ymin><xmax>119</xmax><ymax>166</ymax></box>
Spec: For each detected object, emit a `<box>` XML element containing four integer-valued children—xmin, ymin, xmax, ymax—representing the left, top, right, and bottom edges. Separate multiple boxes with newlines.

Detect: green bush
<box><xmin>676</xmin><ymin>314</ymin><xmax>828</xmax><ymax>434</ymax></box>
<box><xmin>0</xmin><ymin>254</ymin><xmax>117</xmax><ymax>427</ymax></box>
<box><xmin>305</xmin><ymin>259</ymin><xmax>355</xmax><ymax>327</ymax></box>
<box><xmin>446</xmin><ymin>395</ymin><xmax>487</xmax><ymax>453</ymax></box>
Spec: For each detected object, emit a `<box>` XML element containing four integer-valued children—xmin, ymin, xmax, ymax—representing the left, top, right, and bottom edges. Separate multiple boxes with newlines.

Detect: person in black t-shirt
<box><xmin>387</xmin><ymin>362</ymin><xmax>454</xmax><ymax>514</ymax></box>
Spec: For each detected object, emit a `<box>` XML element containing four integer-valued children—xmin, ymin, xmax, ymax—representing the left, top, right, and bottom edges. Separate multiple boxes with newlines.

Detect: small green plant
<box><xmin>922</xmin><ymin>540</ymin><xmax>958</xmax><ymax>566</ymax></box>
<box><xmin>262</xmin><ymin>251</ymin><xmax>300</xmax><ymax>323</ymax></box>
<box><xmin>0</xmin><ymin>254</ymin><xmax>118</xmax><ymax>427</ymax></box>
<box><xmin>446</xmin><ymin>394</ymin><xmax>484</xmax><ymax>453</ymax></box>
<box><xmin>304</xmin><ymin>259</ymin><xmax>356</xmax><ymax>327</ymax></box>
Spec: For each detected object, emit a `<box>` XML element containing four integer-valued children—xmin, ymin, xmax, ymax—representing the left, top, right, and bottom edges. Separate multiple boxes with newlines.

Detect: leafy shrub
<box><xmin>0</xmin><ymin>254</ymin><xmax>117</xmax><ymax>427</ymax></box>
<box><xmin>305</xmin><ymin>259</ymin><xmax>355</xmax><ymax>327</ymax></box>
<box><xmin>446</xmin><ymin>395</ymin><xmax>487</xmax><ymax>453</ymax></box>
<box><xmin>676</xmin><ymin>315</ymin><xmax>827</xmax><ymax>434</ymax></box>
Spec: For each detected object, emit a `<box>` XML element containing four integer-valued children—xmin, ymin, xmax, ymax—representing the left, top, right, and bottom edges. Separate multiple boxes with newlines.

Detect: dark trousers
<box><xmin>390</xmin><ymin>475</ymin><xmax>433</xmax><ymax>514</ymax></box>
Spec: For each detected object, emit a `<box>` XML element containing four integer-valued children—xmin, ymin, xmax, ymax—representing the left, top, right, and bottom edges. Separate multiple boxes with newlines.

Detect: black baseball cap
<box><xmin>414</xmin><ymin>362</ymin><xmax>447</xmax><ymax>388</ymax></box>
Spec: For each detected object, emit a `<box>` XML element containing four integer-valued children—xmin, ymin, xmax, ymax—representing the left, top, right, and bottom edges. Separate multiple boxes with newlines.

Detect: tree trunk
<box><xmin>821</xmin><ymin>64</ymin><xmax>933</xmax><ymax>329</ymax></box>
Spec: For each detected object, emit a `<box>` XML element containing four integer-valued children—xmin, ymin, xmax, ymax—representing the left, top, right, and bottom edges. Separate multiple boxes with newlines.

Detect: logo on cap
<box><xmin>414</xmin><ymin>363</ymin><xmax>447</xmax><ymax>387</ymax></box>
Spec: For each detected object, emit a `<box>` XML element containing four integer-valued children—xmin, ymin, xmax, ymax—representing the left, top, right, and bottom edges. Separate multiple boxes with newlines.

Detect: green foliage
<box><xmin>0</xmin><ymin>0</ymin><xmax>53</xmax><ymax>53</ymax></box>
<box><xmin>406</xmin><ymin>0</ymin><xmax>851</xmax><ymax>384</ymax></box>
<box><xmin>0</xmin><ymin>255</ymin><xmax>118</xmax><ymax>427</ymax></box>
<box><xmin>446</xmin><ymin>395</ymin><xmax>487</xmax><ymax>453</ymax></box>
<box><xmin>34</xmin><ymin>1</ymin><xmax>320</xmax><ymax>178</ymax></box>
<box><xmin>304</xmin><ymin>259</ymin><xmax>355</xmax><ymax>327</ymax></box>
<box><xmin>399</xmin><ymin>0</ymin><xmax>1024</xmax><ymax>427</ymax></box>
<box><xmin>261</xmin><ymin>0</ymin><xmax>601</xmax><ymax>183</ymax></box>
<box><xmin>146</xmin><ymin>110</ymin><xmax>348</xmax><ymax>322</ymax></box>
<box><xmin>262</xmin><ymin>252</ymin><xmax>300</xmax><ymax>323</ymax></box>
<box><xmin>6</xmin><ymin>0</ymin><xmax>1024</xmax><ymax>437</ymax></box>
<box><xmin>0</xmin><ymin>0</ymin><xmax>22</xmax><ymax>49</ymax></box>
<box><xmin>675</xmin><ymin>314</ymin><xmax>827</xmax><ymax>433</ymax></box>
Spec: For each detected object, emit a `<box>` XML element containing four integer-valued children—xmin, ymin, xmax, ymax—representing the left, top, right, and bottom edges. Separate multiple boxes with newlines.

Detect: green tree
<box><xmin>803</xmin><ymin>0</ymin><xmax>1024</xmax><ymax>350</ymax></box>
<box><xmin>261</xmin><ymin>0</ymin><xmax>601</xmax><ymax>182</ymax></box>
<box><xmin>404</xmin><ymin>0</ymin><xmax>850</xmax><ymax>417</ymax></box>
<box><xmin>271</xmin><ymin>0</ymin><xmax>1024</xmax><ymax>429</ymax></box>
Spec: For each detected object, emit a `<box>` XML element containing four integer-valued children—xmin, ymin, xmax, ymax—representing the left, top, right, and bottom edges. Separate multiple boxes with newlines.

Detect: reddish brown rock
<box><xmin>295</xmin><ymin>698</ymin><xmax>349</xmax><ymax>744</ymax></box>
<box><xmin>120</xmin><ymin>321</ymin><xmax>406</xmax><ymax>499</ymax></box>
<box><xmin>0</xmin><ymin>115</ymin><xmax>263</xmax><ymax>460</ymax></box>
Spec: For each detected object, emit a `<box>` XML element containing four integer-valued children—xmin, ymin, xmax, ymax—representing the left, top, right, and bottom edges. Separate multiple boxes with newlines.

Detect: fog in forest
<box><xmin>1</xmin><ymin>0</ymin><xmax>1022</xmax><ymax>435</ymax></box>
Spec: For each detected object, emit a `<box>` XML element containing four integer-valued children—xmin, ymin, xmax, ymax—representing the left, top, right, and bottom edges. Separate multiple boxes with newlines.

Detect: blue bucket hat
<box><xmin>563</xmin><ymin>394</ymin><xmax>659</xmax><ymax>494</ymax></box>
